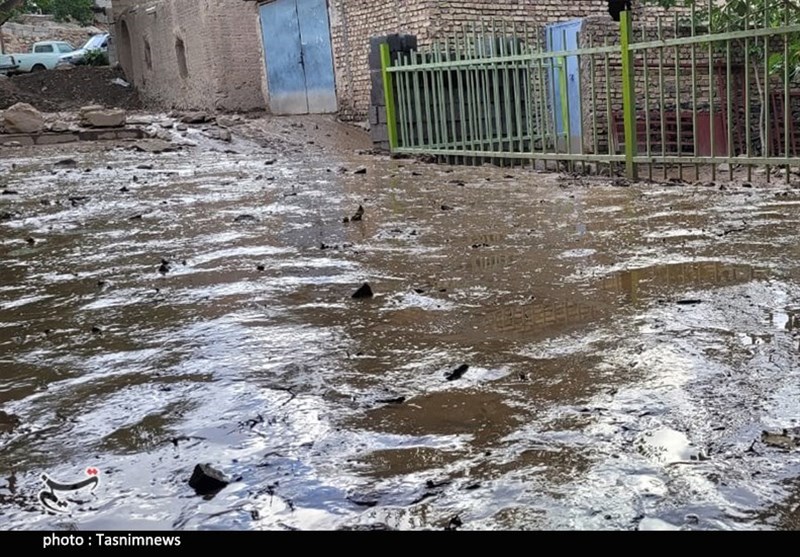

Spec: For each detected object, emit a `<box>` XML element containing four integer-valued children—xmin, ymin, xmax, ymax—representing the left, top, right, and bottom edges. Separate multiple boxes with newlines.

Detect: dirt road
<box><xmin>1</xmin><ymin>115</ymin><xmax>799</xmax><ymax>530</ymax></box>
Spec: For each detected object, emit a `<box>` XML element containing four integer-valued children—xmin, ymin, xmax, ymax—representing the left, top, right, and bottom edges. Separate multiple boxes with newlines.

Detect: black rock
<box><xmin>377</xmin><ymin>396</ymin><xmax>406</xmax><ymax>405</ymax></box>
<box><xmin>0</xmin><ymin>411</ymin><xmax>21</xmax><ymax>434</ymax></box>
<box><xmin>441</xmin><ymin>204</ymin><xmax>453</xmax><ymax>211</ymax></box>
<box><xmin>129</xmin><ymin>214</ymin><xmax>143</xmax><ymax>220</ymax></box>
<box><xmin>445</xmin><ymin>515</ymin><xmax>463</xmax><ymax>530</ymax></box>
<box><xmin>54</xmin><ymin>158</ymin><xmax>77</xmax><ymax>167</ymax></box>
<box><xmin>353</xmin><ymin>167</ymin><xmax>367</xmax><ymax>175</ymax></box>
<box><xmin>137</xmin><ymin>164</ymin><xmax>154</xmax><ymax>170</ymax></box>
<box><xmin>445</xmin><ymin>364</ymin><xmax>469</xmax><ymax>381</ymax></box>
<box><xmin>264</xmin><ymin>159</ymin><xmax>277</xmax><ymax>166</ymax></box>
<box><xmin>351</xmin><ymin>205</ymin><xmax>364</xmax><ymax>222</ymax></box>
<box><xmin>158</xmin><ymin>259</ymin><xmax>171</xmax><ymax>275</ymax></box>
<box><xmin>1</xmin><ymin>190</ymin><xmax>19</xmax><ymax>195</ymax></box>
<box><xmin>256</xmin><ymin>264</ymin><xmax>266</xmax><ymax>271</ymax></box>
<box><xmin>676</xmin><ymin>299</ymin><xmax>703</xmax><ymax>305</ymax></box>
<box><xmin>91</xmin><ymin>326</ymin><xmax>104</xmax><ymax>334</ymax></box>
<box><xmin>234</xmin><ymin>214</ymin><xmax>259</xmax><ymax>224</ymax></box>
<box><xmin>25</xmin><ymin>237</ymin><xmax>35</xmax><ymax>245</ymax></box>
<box><xmin>119</xmin><ymin>186</ymin><xmax>130</xmax><ymax>193</ymax></box>
<box><xmin>352</xmin><ymin>283</ymin><xmax>374</xmax><ymax>299</ymax></box>
<box><xmin>188</xmin><ymin>463</ymin><xmax>229</xmax><ymax>496</ymax></box>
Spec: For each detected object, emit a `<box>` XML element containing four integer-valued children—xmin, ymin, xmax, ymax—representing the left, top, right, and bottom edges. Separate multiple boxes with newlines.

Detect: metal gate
<box><xmin>259</xmin><ymin>0</ymin><xmax>337</xmax><ymax>115</ymax></box>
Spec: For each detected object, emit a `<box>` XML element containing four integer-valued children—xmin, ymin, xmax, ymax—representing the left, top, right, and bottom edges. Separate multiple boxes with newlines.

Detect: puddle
<box><xmin>1</xmin><ymin>128</ymin><xmax>800</xmax><ymax>530</ymax></box>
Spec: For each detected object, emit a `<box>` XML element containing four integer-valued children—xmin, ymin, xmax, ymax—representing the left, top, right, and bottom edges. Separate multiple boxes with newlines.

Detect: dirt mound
<box><xmin>0</xmin><ymin>66</ymin><xmax>141</xmax><ymax>112</ymax></box>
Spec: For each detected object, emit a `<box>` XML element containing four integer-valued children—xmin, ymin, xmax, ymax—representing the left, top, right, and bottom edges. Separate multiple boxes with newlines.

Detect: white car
<box><xmin>59</xmin><ymin>33</ymin><xmax>109</xmax><ymax>66</ymax></box>
<box><xmin>0</xmin><ymin>41</ymin><xmax>75</xmax><ymax>73</ymax></box>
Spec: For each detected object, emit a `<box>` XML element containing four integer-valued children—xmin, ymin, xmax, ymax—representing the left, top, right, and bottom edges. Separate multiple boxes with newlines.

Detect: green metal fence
<box><xmin>380</xmin><ymin>2</ymin><xmax>800</xmax><ymax>182</ymax></box>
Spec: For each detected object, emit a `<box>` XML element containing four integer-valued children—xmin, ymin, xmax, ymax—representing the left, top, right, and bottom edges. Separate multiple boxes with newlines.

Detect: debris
<box><xmin>188</xmin><ymin>463</ymin><xmax>230</xmax><ymax>496</ymax></box>
<box><xmin>234</xmin><ymin>214</ymin><xmax>259</xmax><ymax>224</ymax></box>
<box><xmin>445</xmin><ymin>364</ymin><xmax>469</xmax><ymax>381</ymax></box>
<box><xmin>181</xmin><ymin>111</ymin><xmax>212</xmax><ymax>124</ymax></box>
<box><xmin>445</xmin><ymin>515</ymin><xmax>463</xmax><ymax>530</ymax></box>
<box><xmin>352</xmin><ymin>283</ymin><xmax>374</xmax><ymax>299</ymax></box>
<box><xmin>761</xmin><ymin>429</ymin><xmax>799</xmax><ymax>450</ymax></box>
<box><xmin>0</xmin><ymin>411</ymin><xmax>21</xmax><ymax>434</ymax></box>
<box><xmin>376</xmin><ymin>396</ymin><xmax>406</xmax><ymax>405</ymax></box>
<box><xmin>2</xmin><ymin>103</ymin><xmax>44</xmax><ymax>133</ymax></box>
<box><xmin>111</xmin><ymin>78</ymin><xmax>131</xmax><ymax>88</ymax></box>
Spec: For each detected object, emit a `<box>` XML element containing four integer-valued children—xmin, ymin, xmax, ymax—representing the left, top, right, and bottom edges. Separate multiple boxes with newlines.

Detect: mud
<box><xmin>0</xmin><ymin>67</ymin><xmax>141</xmax><ymax>111</ymax></box>
<box><xmin>2</xmin><ymin>115</ymin><xmax>800</xmax><ymax>530</ymax></box>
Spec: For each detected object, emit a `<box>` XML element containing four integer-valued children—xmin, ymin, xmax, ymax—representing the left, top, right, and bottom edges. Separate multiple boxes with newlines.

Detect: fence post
<box><xmin>380</xmin><ymin>43</ymin><xmax>399</xmax><ymax>151</ymax></box>
<box><xmin>620</xmin><ymin>10</ymin><xmax>638</xmax><ymax>180</ymax></box>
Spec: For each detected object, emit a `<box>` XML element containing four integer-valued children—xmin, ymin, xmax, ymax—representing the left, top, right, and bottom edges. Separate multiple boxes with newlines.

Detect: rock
<box><xmin>54</xmin><ymin>158</ymin><xmax>78</xmax><ymax>167</ymax></box>
<box><xmin>352</xmin><ymin>283</ymin><xmax>374</xmax><ymax>299</ymax></box>
<box><xmin>676</xmin><ymin>299</ymin><xmax>703</xmax><ymax>305</ymax></box>
<box><xmin>2</xmin><ymin>103</ymin><xmax>44</xmax><ymax>134</ymax></box>
<box><xmin>445</xmin><ymin>515</ymin><xmax>463</xmax><ymax>530</ymax></box>
<box><xmin>188</xmin><ymin>463</ymin><xmax>229</xmax><ymax>496</ymax></box>
<box><xmin>353</xmin><ymin>167</ymin><xmax>367</xmax><ymax>175</ymax></box>
<box><xmin>206</xmin><ymin>128</ymin><xmax>232</xmax><ymax>142</ymax></box>
<box><xmin>761</xmin><ymin>429</ymin><xmax>800</xmax><ymax>450</ymax></box>
<box><xmin>158</xmin><ymin>259</ymin><xmax>171</xmax><ymax>275</ymax></box>
<box><xmin>0</xmin><ymin>411</ymin><xmax>21</xmax><ymax>434</ymax></box>
<box><xmin>376</xmin><ymin>396</ymin><xmax>406</xmax><ymax>405</ymax></box>
<box><xmin>445</xmin><ymin>364</ymin><xmax>469</xmax><ymax>381</ymax></box>
<box><xmin>233</xmin><ymin>214</ymin><xmax>259</xmax><ymax>224</ymax></box>
<box><xmin>91</xmin><ymin>326</ymin><xmax>104</xmax><ymax>334</ymax></box>
<box><xmin>441</xmin><ymin>204</ymin><xmax>454</xmax><ymax>211</ymax></box>
<box><xmin>256</xmin><ymin>264</ymin><xmax>266</xmax><ymax>272</ymax></box>
<box><xmin>49</xmin><ymin>121</ymin><xmax>71</xmax><ymax>133</ymax></box>
<box><xmin>80</xmin><ymin>108</ymin><xmax>127</xmax><ymax>128</ymax></box>
<box><xmin>351</xmin><ymin>205</ymin><xmax>364</xmax><ymax>222</ymax></box>
<box><xmin>181</xmin><ymin>111</ymin><xmax>212</xmax><ymax>124</ymax></box>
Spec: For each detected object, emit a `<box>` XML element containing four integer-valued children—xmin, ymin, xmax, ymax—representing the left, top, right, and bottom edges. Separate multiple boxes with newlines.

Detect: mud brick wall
<box><xmin>112</xmin><ymin>0</ymin><xmax>265</xmax><ymax>112</ymax></box>
<box><xmin>330</xmin><ymin>0</ymin><xmax>435</xmax><ymax>120</ymax></box>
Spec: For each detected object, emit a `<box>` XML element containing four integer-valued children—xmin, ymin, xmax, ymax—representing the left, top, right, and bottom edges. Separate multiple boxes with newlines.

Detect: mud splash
<box><xmin>2</xmin><ymin>116</ymin><xmax>800</xmax><ymax>530</ymax></box>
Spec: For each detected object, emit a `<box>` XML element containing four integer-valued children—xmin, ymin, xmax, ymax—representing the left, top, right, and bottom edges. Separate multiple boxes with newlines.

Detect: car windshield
<box><xmin>82</xmin><ymin>35</ymin><xmax>106</xmax><ymax>50</ymax></box>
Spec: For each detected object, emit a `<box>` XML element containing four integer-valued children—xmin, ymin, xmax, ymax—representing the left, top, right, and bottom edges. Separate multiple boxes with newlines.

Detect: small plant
<box><xmin>82</xmin><ymin>48</ymin><xmax>108</xmax><ymax>67</ymax></box>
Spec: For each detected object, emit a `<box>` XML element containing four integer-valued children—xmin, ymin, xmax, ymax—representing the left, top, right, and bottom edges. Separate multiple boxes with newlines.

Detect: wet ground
<box><xmin>1</xmin><ymin>115</ymin><xmax>800</xmax><ymax>530</ymax></box>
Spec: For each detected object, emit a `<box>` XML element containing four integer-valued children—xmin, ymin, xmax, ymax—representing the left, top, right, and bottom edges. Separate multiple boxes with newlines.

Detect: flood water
<box><xmin>2</xmin><ymin>117</ymin><xmax>800</xmax><ymax>530</ymax></box>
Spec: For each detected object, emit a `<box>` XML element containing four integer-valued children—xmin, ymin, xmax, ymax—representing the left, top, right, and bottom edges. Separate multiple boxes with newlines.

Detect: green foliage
<box><xmin>82</xmin><ymin>47</ymin><xmax>107</xmax><ymax>66</ymax></box>
<box><xmin>23</xmin><ymin>0</ymin><xmax>94</xmax><ymax>25</ymax></box>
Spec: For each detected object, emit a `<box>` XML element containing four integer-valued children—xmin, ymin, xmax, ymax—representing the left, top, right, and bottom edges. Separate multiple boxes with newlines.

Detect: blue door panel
<box><xmin>546</xmin><ymin>20</ymin><xmax>583</xmax><ymax>152</ymax></box>
<box><xmin>296</xmin><ymin>0</ymin><xmax>338</xmax><ymax>113</ymax></box>
<box><xmin>260</xmin><ymin>0</ymin><xmax>308</xmax><ymax>114</ymax></box>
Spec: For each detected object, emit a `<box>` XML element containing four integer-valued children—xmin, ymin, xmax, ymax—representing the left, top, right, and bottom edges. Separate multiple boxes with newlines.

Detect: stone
<box><xmin>445</xmin><ymin>364</ymin><xmax>469</xmax><ymax>381</ymax></box>
<box><xmin>206</xmin><ymin>127</ymin><xmax>232</xmax><ymax>142</ymax></box>
<box><xmin>81</xmin><ymin>108</ymin><xmax>127</xmax><ymax>128</ymax></box>
<box><xmin>352</xmin><ymin>283</ymin><xmax>374</xmax><ymax>299</ymax></box>
<box><xmin>48</xmin><ymin>121</ymin><xmax>71</xmax><ymax>133</ymax></box>
<box><xmin>2</xmin><ymin>103</ymin><xmax>44</xmax><ymax>134</ymax></box>
<box><xmin>188</xmin><ymin>463</ymin><xmax>229</xmax><ymax>496</ymax></box>
<box><xmin>181</xmin><ymin>111</ymin><xmax>212</xmax><ymax>124</ymax></box>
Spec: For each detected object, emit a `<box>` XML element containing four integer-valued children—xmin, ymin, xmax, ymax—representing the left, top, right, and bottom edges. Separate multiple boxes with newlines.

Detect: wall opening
<box><xmin>144</xmin><ymin>39</ymin><xmax>152</xmax><ymax>71</ymax></box>
<box><xmin>175</xmin><ymin>37</ymin><xmax>188</xmax><ymax>78</ymax></box>
<box><xmin>119</xmin><ymin>20</ymin><xmax>134</xmax><ymax>82</ymax></box>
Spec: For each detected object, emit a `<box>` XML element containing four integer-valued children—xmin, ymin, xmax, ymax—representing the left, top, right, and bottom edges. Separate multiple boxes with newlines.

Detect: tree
<box><xmin>26</xmin><ymin>0</ymin><xmax>94</xmax><ymax>25</ymax></box>
<box><xmin>641</xmin><ymin>0</ymin><xmax>800</xmax><ymax>156</ymax></box>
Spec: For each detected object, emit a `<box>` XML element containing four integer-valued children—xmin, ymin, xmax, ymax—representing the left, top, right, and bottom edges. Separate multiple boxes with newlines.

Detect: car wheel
<box><xmin>31</xmin><ymin>64</ymin><xmax>46</xmax><ymax>72</ymax></box>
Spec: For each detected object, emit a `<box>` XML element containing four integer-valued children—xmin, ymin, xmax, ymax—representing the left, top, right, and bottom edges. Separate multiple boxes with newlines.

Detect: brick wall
<box><xmin>113</xmin><ymin>0</ymin><xmax>265</xmax><ymax>112</ymax></box>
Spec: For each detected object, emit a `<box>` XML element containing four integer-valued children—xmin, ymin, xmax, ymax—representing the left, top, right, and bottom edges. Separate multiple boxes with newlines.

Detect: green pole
<box><xmin>380</xmin><ymin>42</ymin><xmax>399</xmax><ymax>151</ymax></box>
<box><xmin>620</xmin><ymin>10</ymin><xmax>638</xmax><ymax>180</ymax></box>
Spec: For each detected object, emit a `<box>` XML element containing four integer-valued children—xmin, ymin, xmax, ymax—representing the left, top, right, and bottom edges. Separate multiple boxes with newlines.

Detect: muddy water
<box><xmin>2</xmin><ymin>118</ymin><xmax>800</xmax><ymax>530</ymax></box>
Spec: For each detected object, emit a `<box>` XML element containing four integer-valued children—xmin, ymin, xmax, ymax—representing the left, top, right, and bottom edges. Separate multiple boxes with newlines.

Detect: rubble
<box><xmin>80</xmin><ymin>106</ymin><xmax>127</xmax><ymax>128</ymax></box>
<box><xmin>2</xmin><ymin>103</ymin><xmax>44</xmax><ymax>134</ymax></box>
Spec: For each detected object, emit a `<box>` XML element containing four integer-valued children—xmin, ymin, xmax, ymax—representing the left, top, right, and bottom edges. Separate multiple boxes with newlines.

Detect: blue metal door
<box><xmin>259</xmin><ymin>0</ymin><xmax>337</xmax><ymax>115</ymax></box>
<box><xmin>546</xmin><ymin>20</ymin><xmax>583</xmax><ymax>152</ymax></box>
